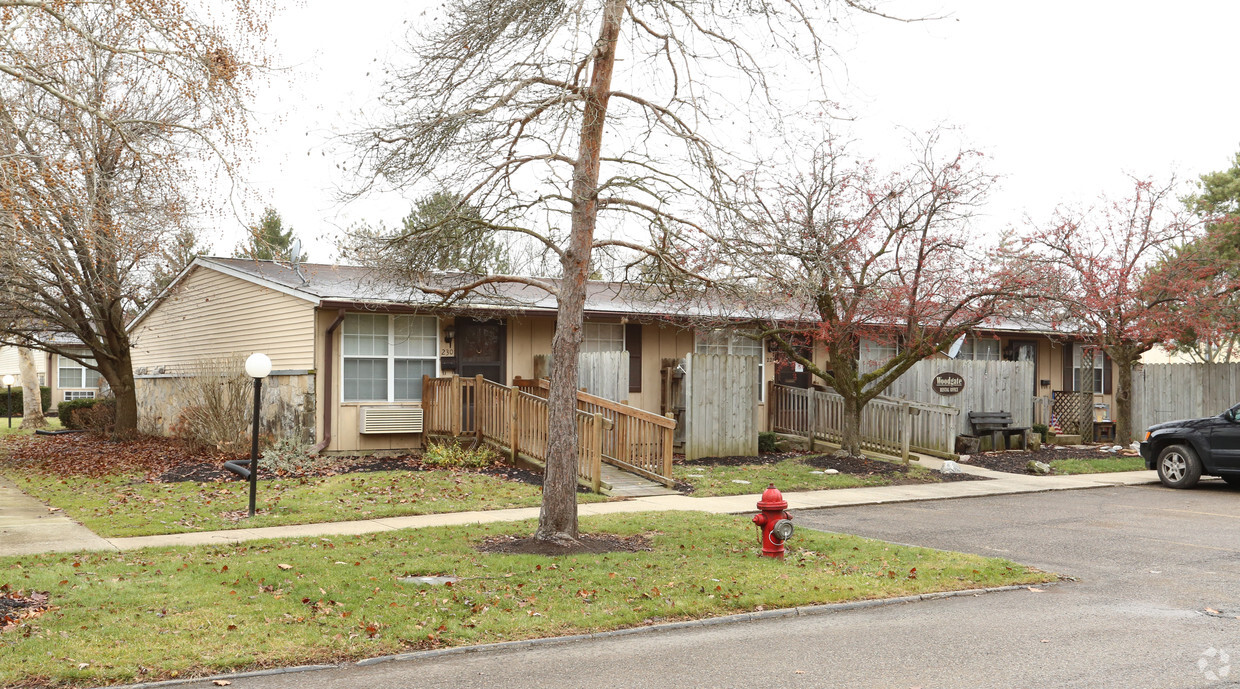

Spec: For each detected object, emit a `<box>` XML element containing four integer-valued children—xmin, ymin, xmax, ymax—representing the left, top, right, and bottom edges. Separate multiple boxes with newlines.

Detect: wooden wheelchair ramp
<box><xmin>422</xmin><ymin>375</ymin><xmax>678</xmax><ymax>494</ymax></box>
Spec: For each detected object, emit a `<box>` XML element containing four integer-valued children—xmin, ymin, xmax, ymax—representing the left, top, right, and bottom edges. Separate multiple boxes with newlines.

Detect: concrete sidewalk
<box><xmin>0</xmin><ymin>458</ymin><xmax>1162</xmax><ymax>555</ymax></box>
<box><xmin>94</xmin><ymin>460</ymin><xmax>1160</xmax><ymax>553</ymax></box>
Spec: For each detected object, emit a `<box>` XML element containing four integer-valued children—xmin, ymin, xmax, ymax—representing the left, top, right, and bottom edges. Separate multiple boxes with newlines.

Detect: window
<box><xmin>342</xmin><ymin>313</ymin><xmax>438</xmax><ymax>402</ymax></box>
<box><xmin>58</xmin><ymin>355</ymin><xmax>100</xmax><ymax>389</ymax></box>
<box><xmin>959</xmin><ymin>337</ymin><xmax>1000</xmax><ymax>361</ymax></box>
<box><xmin>695</xmin><ymin>329</ymin><xmax>765</xmax><ymax>402</ymax></box>
<box><xmin>582</xmin><ymin>322</ymin><xmax>625</xmax><ymax>353</ymax></box>
<box><xmin>64</xmin><ymin>390</ymin><xmax>95</xmax><ymax>401</ymax></box>
<box><xmin>859</xmin><ymin>339</ymin><xmax>899</xmax><ymax>368</ymax></box>
<box><xmin>1072</xmin><ymin>344</ymin><xmax>1104</xmax><ymax>394</ymax></box>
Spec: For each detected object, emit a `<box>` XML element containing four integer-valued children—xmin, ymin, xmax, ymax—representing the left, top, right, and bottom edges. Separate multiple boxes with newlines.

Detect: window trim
<box><xmin>63</xmin><ymin>390</ymin><xmax>96</xmax><ymax>402</ymax></box>
<box><xmin>341</xmin><ymin>313</ymin><xmax>440</xmax><ymax>404</ymax></box>
<box><xmin>694</xmin><ymin>329</ymin><xmax>766</xmax><ymax>403</ymax></box>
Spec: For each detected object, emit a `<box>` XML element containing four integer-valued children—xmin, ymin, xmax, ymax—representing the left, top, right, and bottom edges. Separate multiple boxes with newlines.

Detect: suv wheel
<box><xmin>1157</xmin><ymin>444</ymin><xmax>1202</xmax><ymax>489</ymax></box>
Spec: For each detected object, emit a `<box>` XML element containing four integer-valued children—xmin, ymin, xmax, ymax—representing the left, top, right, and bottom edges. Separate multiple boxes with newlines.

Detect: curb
<box><xmin>105</xmin><ymin>582</ymin><xmax>1048</xmax><ymax>688</ymax></box>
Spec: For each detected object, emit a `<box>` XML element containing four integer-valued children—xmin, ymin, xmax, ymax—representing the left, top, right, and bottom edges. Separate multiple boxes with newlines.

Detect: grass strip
<box><xmin>0</xmin><ymin>512</ymin><xmax>1052</xmax><ymax>687</ymax></box>
<box><xmin>675</xmin><ymin>456</ymin><xmax>939</xmax><ymax>497</ymax></box>
<box><xmin>1050</xmin><ymin>456</ymin><xmax>1145</xmax><ymax>474</ymax></box>
<box><xmin>6</xmin><ymin>469</ymin><xmax>606</xmax><ymax>538</ymax></box>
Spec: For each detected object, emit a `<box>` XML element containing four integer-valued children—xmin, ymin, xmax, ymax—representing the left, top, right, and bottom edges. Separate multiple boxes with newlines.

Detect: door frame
<box><xmin>454</xmin><ymin>317</ymin><xmax>508</xmax><ymax>384</ymax></box>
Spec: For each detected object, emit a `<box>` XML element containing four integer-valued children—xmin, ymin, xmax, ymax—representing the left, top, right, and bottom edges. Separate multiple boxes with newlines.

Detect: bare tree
<box><xmin>703</xmin><ymin>133</ymin><xmax>1031</xmax><ymax>455</ymax></box>
<box><xmin>348</xmin><ymin>1</ymin><xmax>907</xmax><ymax>544</ymax></box>
<box><xmin>17</xmin><ymin>347</ymin><xmax>45</xmax><ymax>429</ymax></box>
<box><xmin>0</xmin><ymin>4</ymin><xmax>264</xmax><ymax>437</ymax></box>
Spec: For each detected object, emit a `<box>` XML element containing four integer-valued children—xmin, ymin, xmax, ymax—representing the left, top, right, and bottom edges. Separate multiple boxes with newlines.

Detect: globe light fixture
<box><xmin>244</xmin><ymin>352</ymin><xmax>271</xmax><ymax>516</ymax></box>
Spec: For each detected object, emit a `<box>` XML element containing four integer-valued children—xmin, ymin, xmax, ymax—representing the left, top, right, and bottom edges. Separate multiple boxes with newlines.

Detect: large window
<box><xmin>959</xmin><ymin>337</ymin><xmax>1000</xmax><ymax>361</ymax></box>
<box><xmin>695</xmin><ymin>329</ymin><xmax>765</xmax><ymax>402</ymax></box>
<box><xmin>58</xmin><ymin>355</ymin><xmax>100</xmax><ymax>389</ymax></box>
<box><xmin>858</xmin><ymin>338</ymin><xmax>899</xmax><ymax>368</ymax></box>
<box><xmin>1073</xmin><ymin>344</ymin><xmax>1105</xmax><ymax>394</ymax></box>
<box><xmin>582</xmin><ymin>322</ymin><xmax>625</xmax><ymax>353</ymax></box>
<box><xmin>343</xmin><ymin>314</ymin><xmax>438</xmax><ymax>402</ymax></box>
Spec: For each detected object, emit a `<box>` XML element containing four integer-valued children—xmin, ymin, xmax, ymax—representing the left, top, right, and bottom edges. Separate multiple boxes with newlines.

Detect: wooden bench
<box><xmin>968</xmin><ymin>411</ymin><xmax>1030</xmax><ymax>451</ymax></box>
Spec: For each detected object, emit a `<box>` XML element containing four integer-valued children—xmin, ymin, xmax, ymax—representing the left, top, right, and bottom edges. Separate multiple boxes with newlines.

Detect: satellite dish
<box><xmin>947</xmin><ymin>333</ymin><xmax>966</xmax><ymax>359</ymax></box>
<box><xmin>289</xmin><ymin>238</ymin><xmax>302</xmax><ymax>264</ymax></box>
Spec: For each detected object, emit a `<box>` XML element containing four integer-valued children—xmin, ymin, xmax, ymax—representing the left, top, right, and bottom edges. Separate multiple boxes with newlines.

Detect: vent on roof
<box><xmin>359</xmin><ymin>407</ymin><xmax>423</xmax><ymax>434</ymax></box>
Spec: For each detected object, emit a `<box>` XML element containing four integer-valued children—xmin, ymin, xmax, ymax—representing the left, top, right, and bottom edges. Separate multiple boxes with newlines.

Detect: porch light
<box><xmin>443</xmin><ymin>325</ymin><xmax>455</xmax><ymax>345</ymax></box>
<box><xmin>244</xmin><ymin>352</ymin><xmax>271</xmax><ymax>517</ymax></box>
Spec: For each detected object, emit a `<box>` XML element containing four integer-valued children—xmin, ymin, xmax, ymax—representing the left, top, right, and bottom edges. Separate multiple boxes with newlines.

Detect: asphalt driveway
<box><xmin>169</xmin><ymin>483</ymin><xmax>1240</xmax><ymax>689</ymax></box>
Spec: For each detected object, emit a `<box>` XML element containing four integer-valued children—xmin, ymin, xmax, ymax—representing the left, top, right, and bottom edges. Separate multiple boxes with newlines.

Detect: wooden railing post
<box><xmin>474</xmin><ymin>374</ymin><xmax>485</xmax><ymax>441</ymax></box>
<box><xmin>451</xmin><ymin>375</ymin><xmax>461</xmax><ymax>437</ymax></box>
<box><xmin>591</xmin><ymin>413</ymin><xmax>604</xmax><ymax>493</ymax></box>
<box><xmin>663</xmin><ymin>412</ymin><xmax>675</xmax><ymax>481</ymax></box>
<box><xmin>509</xmin><ymin>386</ymin><xmax>519</xmax><ymax>463</ymax></box>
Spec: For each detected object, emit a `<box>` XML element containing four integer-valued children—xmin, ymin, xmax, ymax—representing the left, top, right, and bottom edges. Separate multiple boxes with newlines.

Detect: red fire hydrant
<box><xmin>753</xmin><ymin>483</ymin><xmax>794</xmax><ymax>559</ymax></box>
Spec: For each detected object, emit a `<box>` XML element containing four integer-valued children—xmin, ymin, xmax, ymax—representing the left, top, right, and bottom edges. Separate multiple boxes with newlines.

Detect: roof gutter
<box><xmin>312</xmin><ymin>308</ymin><xmax>347</xmax><ymax>454</ymax></box>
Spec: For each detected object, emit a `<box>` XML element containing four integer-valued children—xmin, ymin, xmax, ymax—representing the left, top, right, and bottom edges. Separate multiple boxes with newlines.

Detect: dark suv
<box><xmin>1140</xmin><ymin>404</ymin><xmax>1240</xmax><ymax>488</ymax></box>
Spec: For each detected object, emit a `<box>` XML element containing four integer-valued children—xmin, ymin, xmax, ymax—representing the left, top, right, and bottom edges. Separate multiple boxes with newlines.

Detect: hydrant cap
<box><xmin>757</xmin><ymin>483</ymin><xmax>788</xmax><ymax>510</ymax></box>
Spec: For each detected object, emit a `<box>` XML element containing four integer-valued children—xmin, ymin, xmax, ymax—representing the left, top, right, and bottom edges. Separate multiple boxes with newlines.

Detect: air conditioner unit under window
<box><xmin>359</xmin><ymin>407</ymin><xmax>423</xmax><ymax>434</ymax></box>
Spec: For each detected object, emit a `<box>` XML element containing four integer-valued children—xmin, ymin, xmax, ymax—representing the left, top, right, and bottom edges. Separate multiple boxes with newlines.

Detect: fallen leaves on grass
<box><xmin>1</xmin><ymin>434</ymin><xmax>236</xmax><ymax>478</ymax></box>
<box><xmin>0</xmin><ymin>589</ymin><xmax>53</xmax><ymax>632</ymax></box>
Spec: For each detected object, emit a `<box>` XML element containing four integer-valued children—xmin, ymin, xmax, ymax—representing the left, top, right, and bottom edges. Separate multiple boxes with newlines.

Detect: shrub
<box><xmin>1031</xmin><ymin>423</ymin><xmax>1049</xmax><ymax>443</ymax></box>
<box><xmin>261</xmin><ymin>434</ymin><xmax>324</xmax><ymax>475</ymax></box>
<box><xmin>422</xmin><ymin>441</ymin><xmax>498</xmax><ymax>468</ymax></box>
<box><xmin>168</xmin><ymin>356</ymin><xmax>253</xmax><ymax>453</ymax></box>
<box><xmin>58</xmin><ymin>398</ymin><xmax>103</xmax><ymax>429</ymax></box>
<box><xmin>78</xmin><ymin>400</ymin><xmax>116</xmax><ymax>434</ymax></box>
<box><xmin>0</xmin><ymin>386</ymin><xmax>52</xmax><ymax>417</ymax></box>
<box><xmin>758</xmin><ymin>431</ymin><xmax>779</xmax><ymax>453</ymax></box>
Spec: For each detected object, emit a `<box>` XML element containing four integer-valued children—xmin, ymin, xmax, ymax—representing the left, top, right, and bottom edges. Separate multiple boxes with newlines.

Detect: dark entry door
<box><xmin>456</xmin><ymin>318</ymin><xmax>506</xmax><ymax>384</ymax></box>
<box><xmin>774</xmin><ymin>336</ymin><xmax>813</xmax><ymax>388</ymax></box>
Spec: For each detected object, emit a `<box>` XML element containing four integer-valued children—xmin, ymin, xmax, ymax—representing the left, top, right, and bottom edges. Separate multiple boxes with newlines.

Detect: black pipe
<box><xmin>224</xmin><ymin>459</ymin><xmax>251</xmax><ymax>479</ymax></box>
<box><xmin>248</xmin><ymin>377</ymin><xmax>262</xmax><ymax>517</ymax></box>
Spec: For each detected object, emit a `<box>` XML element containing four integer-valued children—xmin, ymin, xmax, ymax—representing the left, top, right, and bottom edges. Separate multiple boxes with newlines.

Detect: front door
<box><xmin>774</xmin><ymin>336</ymin><xmax>813</xmax><ymax>388</ymax></box>
<box><xmin>456</xmin><ymin>318</ymin><xmax>506</xmax><ymax>384</ymax></box>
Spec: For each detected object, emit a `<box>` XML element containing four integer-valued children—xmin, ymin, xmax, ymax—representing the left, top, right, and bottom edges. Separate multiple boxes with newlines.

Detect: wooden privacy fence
<box><xmin>424</xmin><ymin>374</ymin><xmax>676</xmax><ymax>491</ymax></box>
<box><xmin>682</xmin><ymin>353</ymin><xmax>759</xmax><ymax>461</ymax></box>
<box><xmin>770</xmin><ymin>384</ymin><xmax>959</xmax><ymax>460</ymax></box>
<box><xmin>1131</xmin><ymin>363</ymin><xmax>1240</xmax><ymax>431</ymax></box>
<box><xmin>533</xmin><ymin>351</ymin><xmax>630</xmax><ymax>402</ymax></box>
<box><xmin>867</xmin><ymin>359</ymin><xmax>1035</xmax><ymax>435</ymax></box>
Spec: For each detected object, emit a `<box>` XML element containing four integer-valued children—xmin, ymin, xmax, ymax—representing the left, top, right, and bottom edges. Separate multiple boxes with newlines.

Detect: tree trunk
<box><xmin>534</xmin><ymin>0</ymin><xmax>626</xmax><ymax>544</ymax></box>
<box><xmin>1111</xmin><ymin>347</ymin><xmax>1141</xmax><ymax>446</ymax></box>
<box><xmin>96</xmin><ymin>346</ymin><xmax>139</xmax><ymax>439</ymax></box>
<box><xmin>838</xmin><ymin>391</ymin><xmax>862</xmax><ymax>456</ymax></box>
<box><xmin>17</xmin><ymin>348</ymin><xmax>45</xmax><ymax>429</ymax></box>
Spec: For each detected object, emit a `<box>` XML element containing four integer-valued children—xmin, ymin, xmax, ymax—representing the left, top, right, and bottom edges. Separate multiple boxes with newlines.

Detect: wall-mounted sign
<box><xmin>932</xmin><ymin>371</ymin><xmax>965</xmax><ymax>396</ymax></box>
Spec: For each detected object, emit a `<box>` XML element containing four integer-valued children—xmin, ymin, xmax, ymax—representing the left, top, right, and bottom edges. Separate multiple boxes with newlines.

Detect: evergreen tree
<box><xmin>235</xmin><ymin>208</ymin><xmax>303</xmax><ymax>262</ymax></box>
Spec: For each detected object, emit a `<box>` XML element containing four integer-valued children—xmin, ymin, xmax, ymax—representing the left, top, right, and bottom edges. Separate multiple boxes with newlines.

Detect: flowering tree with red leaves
<box><xmin>1018</xmin><ymin>177</ymin><xmax>1223</xmax><ymax>444</ymax></box>
<box><xmin>708</xmin><ymin>133</ymin><xmax>1032</xmax><ymax>456</ymax></box>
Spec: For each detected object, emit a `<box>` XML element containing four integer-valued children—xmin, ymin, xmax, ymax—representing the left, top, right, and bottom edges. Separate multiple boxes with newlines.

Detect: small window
<box><xmin>582</xmin><ymin>322</ymin><xmax>625</xmax><ymax>353</ymax></box>
<box><xmin>64</xmin><ymin>390</ymin><xmax>95</xmax><ymax>401</ymax></box>
<box><xmin>694</xmin><ymin>329</ymin><xmax>765</xmax><ymax>402</ymax></box>
<box><xmin>959</xmin><ymin>337</ymin><xmax>1000</xmax><ymax>361</ymax></box>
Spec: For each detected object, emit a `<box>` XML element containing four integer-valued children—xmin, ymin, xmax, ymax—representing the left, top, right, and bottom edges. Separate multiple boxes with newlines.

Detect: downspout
<box><xmin>312</xmin><ymin>308</ymin><xmax>347</xmax><ymax>454</ymax></box>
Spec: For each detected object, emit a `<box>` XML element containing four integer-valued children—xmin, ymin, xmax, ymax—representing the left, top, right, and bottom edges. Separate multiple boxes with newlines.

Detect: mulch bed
<box><xmin>2</xmin><ymin>432</ymin><xmax>591</xmax><ymax>491</ymax></box>
<box><xmin>964</xmin><ymin>446</ymin><xmax>1140</xmax><ymax>475</ymax></box>
<box><xmin>476</xmin><ymin>533</ymin><xmax>651</xmax><ymax>556</ymax></box>
<box><xmin>679</xmin><ymin>451</ymin><xmax>988</xmax><ymax>484</ymax></box>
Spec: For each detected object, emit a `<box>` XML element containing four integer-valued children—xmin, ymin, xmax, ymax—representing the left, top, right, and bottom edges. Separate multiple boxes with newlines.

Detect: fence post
<box><xmin>900</xmin><ymin>402</ymin><xmax>913</xmax><ymax>465</ymax></box>
<box><xmin>451</xmin><ymin>374</ymin><xmax>461</xmax><ymax>437</ymax></box>
<box><xmin>806</xmin><ymin>389</ymin><xmax>816</xmax><ymax>452</ymax></box>
<box><xmin>591</xmin><ymin>413</ymin><xmax>604</xmax><ymax>493</ymax></box>
<box><xmin>509</xmin><ymin>386</ymin><xmax>519</xmax><ymax>463</ymax></box>
<box><xmin>422</xmin><ymin>374</ymin><xmax>431</xmax><ymax>430</ymax></box>
<box><xmin>663</xmin><ymin>412</ymin><xmax>675</xmax><ymax>482</ymax></box>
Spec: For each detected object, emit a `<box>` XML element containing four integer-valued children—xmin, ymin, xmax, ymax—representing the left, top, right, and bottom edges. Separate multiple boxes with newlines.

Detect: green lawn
<box><xmin>1050</xmin><ymin>456</ymin><xmax>1146</xmax><ymax>474</ymax></box>
<box><xmin>675</xmin><ymin>455</ymin><xmax>941</xmax><ymax>497</ymax></box>
<box><xmin>7</xmin><ymin>468</ymin><xmax>607</xmax><ymax>537</ymax></box>
<box><xmin>0</xmin><ymin>415</ymin><xmax>61</xmax><ymax>436</ymax></box>
<box><xmin>0</xmin><ymin>512</ymin><xmax>1053</xmax><ymax>687</ymax></box>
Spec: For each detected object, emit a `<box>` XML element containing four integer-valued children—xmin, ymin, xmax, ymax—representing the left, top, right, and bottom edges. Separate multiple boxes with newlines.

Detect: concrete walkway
<box><xmin>0</xmin><ymin>457</ymin><xmax>1162</xmax><ymax>555</ymax></box>
<box><xmin>0</xmin><ymin>475</ymin><xmax>116</xmax><ymax>555</ymax></box>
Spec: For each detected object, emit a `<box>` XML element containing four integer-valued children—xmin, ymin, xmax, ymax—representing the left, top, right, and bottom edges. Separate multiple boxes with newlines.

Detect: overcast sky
<box><xmin>217</xmin><ymin>0</ymin><xmax>1240</xmax><ymax>263</ymax></box>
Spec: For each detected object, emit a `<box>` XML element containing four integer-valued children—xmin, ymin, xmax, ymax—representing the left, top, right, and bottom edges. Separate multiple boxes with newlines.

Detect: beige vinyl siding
<box><xmin>131</xmin><ymin>266</ymin><xmax>316</xmax><ymax>374</ymax></box>
<box><xmin>0</xmin><ymin>346</ymin><xmax>48</xmax><ymax>382</ymax></box>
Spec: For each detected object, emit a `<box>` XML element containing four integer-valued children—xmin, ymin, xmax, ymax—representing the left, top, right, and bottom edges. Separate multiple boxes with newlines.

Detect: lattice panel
<box><xmin>1051</xmin><ymin>391</ymin><xmax>1092</xmax><ymax>435</ymax></box>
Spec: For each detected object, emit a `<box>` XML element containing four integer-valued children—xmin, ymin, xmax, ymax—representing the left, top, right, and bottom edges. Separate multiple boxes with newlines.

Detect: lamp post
<box><xmin>2</xmin><ymin>375</ymin><xmax>13</xmax><ymax>429</ymax></box>
<box><xmin>244</xmin><ymin>353</ymin><xmax>272</xmax><ymax>517</ymax></box>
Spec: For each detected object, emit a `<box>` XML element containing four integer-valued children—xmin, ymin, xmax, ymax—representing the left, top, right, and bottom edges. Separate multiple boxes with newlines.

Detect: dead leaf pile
<box><xmin>1</xmin><ymin>434</ymin><xmax>237</xmax><ymax>478</ymax></box>
<box><xmin>0</xmin><ymin>588</ymin><xmax>53</xmax><ymax>632</ymax></box>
